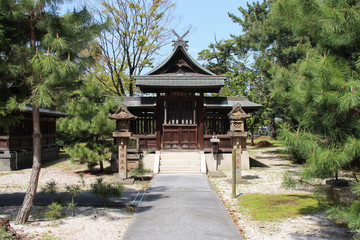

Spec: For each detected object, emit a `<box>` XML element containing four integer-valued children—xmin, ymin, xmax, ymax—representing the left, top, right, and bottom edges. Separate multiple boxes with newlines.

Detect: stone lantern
<box><xmin>228</xmin><ymin>103</ymin><xmax>250</xmax><ymax>178</ymax></box>
<box><xmin>109</xmin><ymin>103</ymin><xmax>137</xmax><ymax>179</ymax></box>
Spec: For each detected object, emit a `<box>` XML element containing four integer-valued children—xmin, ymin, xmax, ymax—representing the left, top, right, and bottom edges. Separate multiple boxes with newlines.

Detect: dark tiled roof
<box><xmin>135</xmin><ymin>74</ymin><xmax>226</xmax><ymax>88</ymax></box>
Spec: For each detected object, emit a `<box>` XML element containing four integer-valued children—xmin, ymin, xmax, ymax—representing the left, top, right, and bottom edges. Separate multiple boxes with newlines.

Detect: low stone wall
<box><xmin>0</xmin><ymin>147</ymin><xmax>59</xmax><ymax>171</ymax></box>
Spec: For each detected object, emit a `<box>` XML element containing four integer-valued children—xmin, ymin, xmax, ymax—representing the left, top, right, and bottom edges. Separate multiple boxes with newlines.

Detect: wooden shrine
<box><xmin>124</xmin><ymin>32</ymin><xmax>261</xmax><ymax>156</ymax></box>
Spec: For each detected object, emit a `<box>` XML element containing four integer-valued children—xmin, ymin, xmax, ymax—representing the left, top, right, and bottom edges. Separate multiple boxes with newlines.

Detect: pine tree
<box><xmin>198</xmin><ymin>39</ymin><xmax>267</xmax><ymax>142</ymax></box>
<box><xmin>228</xmin><ymin>0</ymin><xmax>303</xmax><ymax>138</ymax></box>
<box><xmin>57</xmin><ymin>76</ymin><xmax>118</xmax><ymax>171</ymax></box>
<box><xmin>0</xmin><ymin>0</ymin><xmax>103</xmax><ymax>224</ymax></box>
<box><xmin>268</xmin><ymin>0</ymin><xmax>360</xmax><ymax>231</ymax></box>
<box><xmin>270</xmin><ymin>0</ymin><xmax>360</xmax><ymax>174</ymax></box>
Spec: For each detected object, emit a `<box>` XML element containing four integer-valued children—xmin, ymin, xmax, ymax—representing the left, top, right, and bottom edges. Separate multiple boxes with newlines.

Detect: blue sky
<box><xmin>61</xmin><ymin>0</ymin><xmax>256</xmax><ymax>65</ymax></box>
<box><xmin>168</xmin><ymin>0</ymin><xmax>255</xmax><ymax>59</ymax></box>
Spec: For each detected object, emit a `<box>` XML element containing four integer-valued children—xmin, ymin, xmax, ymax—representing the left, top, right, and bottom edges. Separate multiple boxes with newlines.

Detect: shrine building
<box><xmin>0</xmin><ymin>106</ymin><xmax>66</xmax><ymax>171</ymax></box>
<box><xmin>122</xmin><ymin>33</ymin><xmax>261</xmax><ymax>173</ymax></box>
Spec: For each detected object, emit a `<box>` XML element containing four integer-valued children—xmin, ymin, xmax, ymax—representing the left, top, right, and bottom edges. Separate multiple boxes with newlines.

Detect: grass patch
<box><xmin>238</xmin><ymin>193</ymin><xmax>322</xmax><ymax>221</ymax></box>
<box><xmin>43</xmin><ymin>158</ymin><xmax>88</xmax><ymax>171</ymax></box>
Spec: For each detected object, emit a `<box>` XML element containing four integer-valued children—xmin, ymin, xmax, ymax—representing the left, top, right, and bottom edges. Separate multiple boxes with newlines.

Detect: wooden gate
<box><xmin>163</xmin><ymin>124</ymin><xmax>197</xmax><ymax>149</ymax></box>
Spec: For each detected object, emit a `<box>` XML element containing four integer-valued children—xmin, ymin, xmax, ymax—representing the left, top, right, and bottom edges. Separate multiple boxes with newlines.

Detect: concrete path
<box><xmin>123</xmin><ymin>173</ymin><xmax>242</xmax><ymax>240</ymax></box>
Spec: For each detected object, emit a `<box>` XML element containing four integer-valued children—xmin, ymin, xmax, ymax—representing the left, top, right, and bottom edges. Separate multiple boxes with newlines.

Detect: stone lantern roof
<box><xmin>228</xmin><ymin>103</ymin><xmax>251</xmax><ymax>120</ymax></box>
<box><xmin>109</xmin><ymin>103</ymin><xmax>136</xmax><ymax>120</ymax></box>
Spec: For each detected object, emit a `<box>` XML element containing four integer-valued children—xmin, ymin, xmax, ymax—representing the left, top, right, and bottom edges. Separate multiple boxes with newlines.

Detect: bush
<box><xmin>0</xmin><ymin>225</ymin><xmax>12</xmax><ymax>240</ymax></box>
<box><xmin>45</xmin><ymin>202</ymin><xmax>63</xmax><ymax>220</ymax></box>
<box><xmin>90</xmin><ymin>178</ymin><xmax>123</xmax><ymax>207</ymax></box>
<box><xmin>41</xmin><ymin>180</ymin><xmax>58</xmax><ymax>203</ymax></box>
<box><xmin>65</xmin><ymin>184</ymin><xmax>82</xmax><ymax>217</ymax></box>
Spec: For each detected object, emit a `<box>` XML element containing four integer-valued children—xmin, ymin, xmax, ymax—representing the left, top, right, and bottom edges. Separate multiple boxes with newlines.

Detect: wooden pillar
<box><xmin>198</xmin><ymin>93</ymin><xmax>204</xmax><ymax>150</ymax></box>
<box><xmin>156</xmin><ymin>96</ymin><xmax>163</xmax><ymax>150</ymax></box>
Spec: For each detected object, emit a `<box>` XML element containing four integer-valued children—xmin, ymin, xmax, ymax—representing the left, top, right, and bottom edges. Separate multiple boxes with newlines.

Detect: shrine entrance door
<box><xmin>162</xmin><ymin>97</ymin><xmax>198</xmax><ymax>150</ymax></box>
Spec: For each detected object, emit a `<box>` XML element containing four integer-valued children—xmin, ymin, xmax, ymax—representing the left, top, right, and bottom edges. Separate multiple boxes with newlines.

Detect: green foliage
<box><xmin>325</xmin><ymin>182</ymin><xmax>360</xmax><ymax>234</ymax></box>
<box><xmin>132</xmin><ymin>160</ymin><xmax>151</xmax><ymax>181</ymax></box>
<box><xmin>238</xmin><ymin>193</ymin><xmax>321</xmax><ymax>221</ymax></box>
<box><xmin>0</xmin><ymin>0</ymin><xmax>104</xmax><ymax>109</ymax></box>
<box><xmin>65</xmin><ymin>184</ymin><xmax>81</xmax><ymax>217</ymax></box>
<box><xmin>41</xmin><ymin>180</ymin><xmax>58</xmax><ymax>203</ymax></box>
<box><xmin>1</xmin><ymin>0</ymin><xmax>104</xmax><ymax>225</ymax></box>
<box><xmin>227</xmin><ymin>0</ymin><xmax>360</xmax><ymax>232</ymax></box>
<box><xmin>271</xmin><ymin>0</ymin><xmax>360</xmax><ymax>180</ymax></box>
<box><xmin>45</xmin><ymin>202</ymin><xmax>63</xmax><ymax>220</ymax></box>
<box><xmin>93</xmin><ymin>0</ymin><xmax>175</xmax><ymax>96</ymax></box>
<box><xmin>57</xmin><ymin>77</ymin><xmax>118</xmax><ymax>170</ymax></box>
<box><xmin>0</xmin><ymin>225</ymin><xmax>12</xmax><ymax>240</ymax></box>
<box><xmin>226</xmin><ymin>0</ymin><xmax>299</xmax><ymax>138</ymax></box>
<box><xmin>90</xmin><ymin>177</ymin><xmax>124</xmax><ymax>207</ymax></box>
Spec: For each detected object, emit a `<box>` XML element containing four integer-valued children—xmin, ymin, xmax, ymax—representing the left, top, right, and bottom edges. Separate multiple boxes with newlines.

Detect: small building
<box><xmin>124</xmin><ymin>34</ymin><xmax>262</xmax><ymax>173</ymax></box>
<box><xmin>0</xmin><ymin>106</ymin><xmax>66</xmax><ymax>171</ymax></box>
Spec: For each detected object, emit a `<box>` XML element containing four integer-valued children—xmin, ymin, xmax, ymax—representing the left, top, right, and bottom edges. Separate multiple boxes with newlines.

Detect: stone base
<box><xmin>111</xmin><ymin>176</ymin><xmax>135</xmax><ymax>184</ymax></box>
<box><xmin>0</xmin><ymin>147</ymin><xmax>59</xmax><ymax>171</ymax></box>
<box><xmin>110</xmin><ymin>152</ymin><xmax>141</xmax><ymax>172</ymax></box>
<box><xmin>241</xmin><ymin>151</ymin><xmax>250</xmax><ymax>169</ymax></box>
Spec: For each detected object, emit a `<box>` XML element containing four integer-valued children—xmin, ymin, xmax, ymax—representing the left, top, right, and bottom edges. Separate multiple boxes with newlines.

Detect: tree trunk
<box><xmin>15</xmin><ymin>105</ymin><xmax>42</xmax><ymax>224</ymax></box>
<box><xmin>269</xmin><ymin>117</ymin><xmax>276</xmax><ymax>139</ymax></box>
<box><xmin>251</xmin><ymin>124</ymin><xmax>255</xmax><ymax>146</ymax></box>
<box><xmin>99</xmin><ymin>160</ymin><xmax>104</xmax><ymax>172</ymax></box>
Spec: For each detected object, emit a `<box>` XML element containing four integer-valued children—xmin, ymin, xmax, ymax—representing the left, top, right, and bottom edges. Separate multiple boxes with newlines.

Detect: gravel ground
<box><xmin>1</xmin><ymin>206</ymin><xmax>132</xmax><ymax>240</ymax></box>
<box><xmin>0</xmin><ymin>149</ymin><xmax>356</xmax><ymax>239</ymax></box>
<box><xmin>0</xmin><ymin>159</ymin><xmax>145</xmax><ymax>240</ymax></box>
<box><xmin>209</xmin><ymin>147</ymin><xmax>355</xmax><ymax>240</ymax></box>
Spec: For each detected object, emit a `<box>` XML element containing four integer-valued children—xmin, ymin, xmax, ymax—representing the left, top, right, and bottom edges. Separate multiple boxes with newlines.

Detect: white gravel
<box><xmin>209</xmin><ymin>147</ymin><xmax>355</xmax><ymax>240</ymax></box>
<box><xmin>0</xmin><ymin>149</ymin><xmax>356</xmax><ymax>239</ymax></box>
<box><xmin>0</xmin><ymin>159</ymin><xmax>144</xmax><ymax>240</ymax></box>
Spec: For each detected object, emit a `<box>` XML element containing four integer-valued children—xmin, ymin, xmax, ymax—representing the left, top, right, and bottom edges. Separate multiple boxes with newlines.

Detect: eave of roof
<box><xmin>123</xmin><ymin>96</ymin><xmax>262</xmax><ymax>111</ymax></box>
<box><xmin>204</xmin><ymin>97</ymin><xmax>263</xmax><ymax>109</ymax></box>
<box><xmin>10</xmin><ymin>105</ymin><xmax>67</xmax><ymax>117</ymax></box>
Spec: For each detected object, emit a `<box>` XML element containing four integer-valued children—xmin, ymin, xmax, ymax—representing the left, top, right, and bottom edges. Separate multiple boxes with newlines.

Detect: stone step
<box><xmin>159</xmin><ymin>165</ymin><xmax>201</xmax><ymax>172</ymax></box>
<box><xmin>160</xmin><ymin>154</ymin><xmax>200</xmax><ymax>161</ymax></box>
<box><xmin>160</xmin><ymin>160</ymin><xmax>200</xmax><ymax>165</ymax></box>
<box><xmin>159</xmin><ymin>151</ymin><xmax>202</xmax><ymax>173</ymax></box>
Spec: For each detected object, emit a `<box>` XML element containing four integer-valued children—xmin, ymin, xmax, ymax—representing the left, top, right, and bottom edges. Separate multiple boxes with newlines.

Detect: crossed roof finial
<box><xmin>172</xmin><ymin>29</ymin><xmax>189</xmax><ymax>49</ymax></box>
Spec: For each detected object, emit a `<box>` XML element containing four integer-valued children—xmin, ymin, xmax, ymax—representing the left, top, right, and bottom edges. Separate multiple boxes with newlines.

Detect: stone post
<box><xmin>109</xmin><ymin>103</ymin><xmax>136</xmax><ymax>179</ymax></box>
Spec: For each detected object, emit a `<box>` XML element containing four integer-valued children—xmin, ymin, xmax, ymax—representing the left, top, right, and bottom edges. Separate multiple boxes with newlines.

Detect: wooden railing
<box><xmin>131</xmin><ymin>115</ymin><xmax>156</xmax><ymax>135</ymax></box>
<box><xmin>204</xmin><ymin>115</ymin><xmax>230</xmax><ymax>135</ymax></box>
